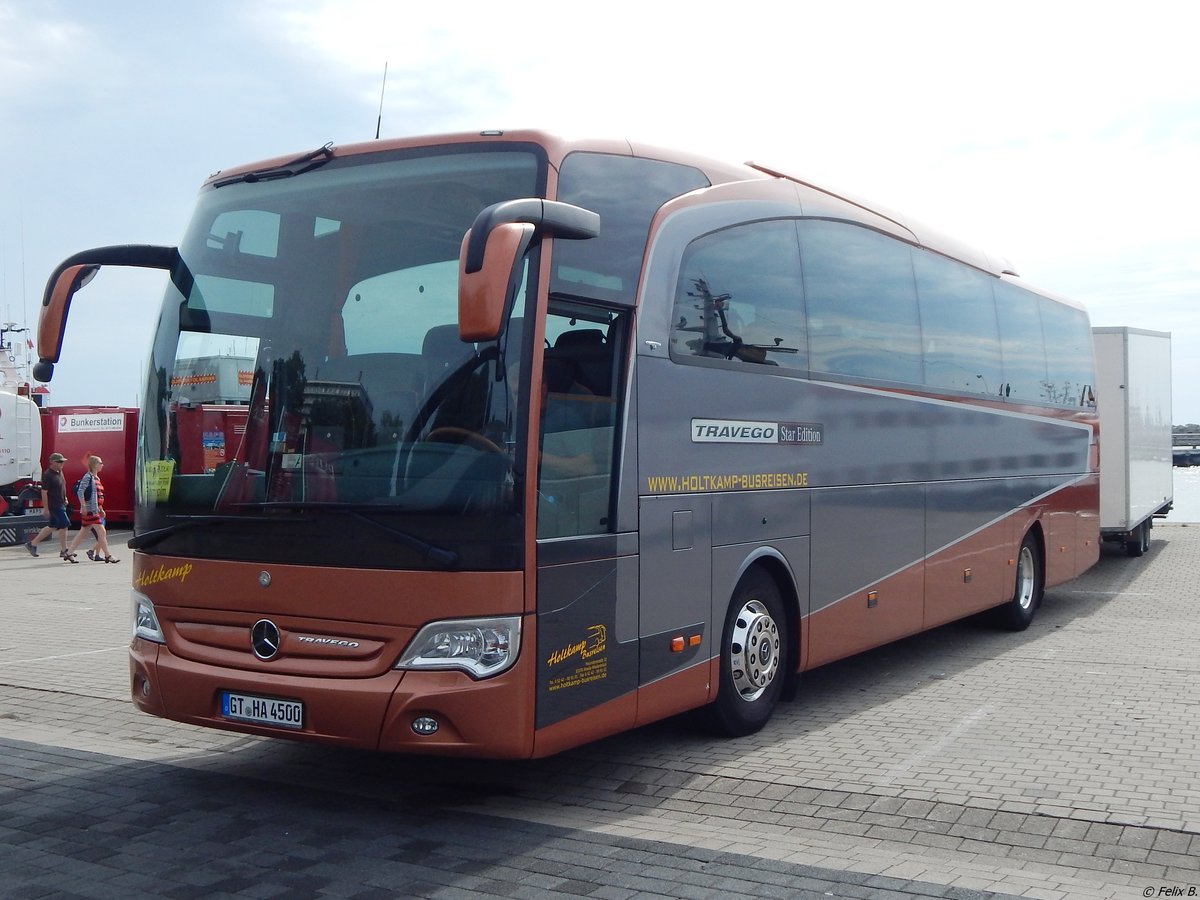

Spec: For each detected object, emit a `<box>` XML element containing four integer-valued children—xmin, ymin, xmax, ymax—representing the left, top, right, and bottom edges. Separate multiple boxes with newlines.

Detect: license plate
<box><xmin>220</xmin><ymin>691</ymin><xmax>303</xmax><ymax>729</ymax></box>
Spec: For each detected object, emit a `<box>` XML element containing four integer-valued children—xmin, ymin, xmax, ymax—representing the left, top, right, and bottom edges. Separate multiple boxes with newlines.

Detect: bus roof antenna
<box><xmin>375</xmin><ymin>62</ymin><xmax>388</xmax><ymax>140</ymax></box>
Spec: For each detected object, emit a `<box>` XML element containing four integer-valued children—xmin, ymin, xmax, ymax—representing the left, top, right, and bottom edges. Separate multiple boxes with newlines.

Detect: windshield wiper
<box><xmin>250</xmin><ymin>502</ymin><xmax>460</xmax><ymax>568</ymax></box>
<box><xmin>128</xmin><ymin>514</ymin><xmax>301</xmax><ymax>551</ymax></box>
<box><xmin>212</xmin><ymin>142</ymin><xmax>335</xmax><ymax>189</ymax></box>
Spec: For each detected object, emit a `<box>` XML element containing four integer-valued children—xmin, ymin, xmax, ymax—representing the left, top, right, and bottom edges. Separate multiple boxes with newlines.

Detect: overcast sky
<box><xmin>2</xmin><ymin>0</ymin><xmax>1197</xmax><ymax>421</ymax></box>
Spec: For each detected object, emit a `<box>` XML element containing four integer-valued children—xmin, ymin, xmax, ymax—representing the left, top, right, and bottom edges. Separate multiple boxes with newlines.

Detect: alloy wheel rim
<box><xmin>1016</xmin><ymin>545</ymin><xmax>1036</xmax><ymax>610</ymax></box>
<box><xmin>729</xmin><ymin>598</ymin><xmax>781</xmax><ymax>702</ymax></box>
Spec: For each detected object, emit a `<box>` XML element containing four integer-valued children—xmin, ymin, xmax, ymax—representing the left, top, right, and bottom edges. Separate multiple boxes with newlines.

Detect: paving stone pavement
<box><xmin>1</xmin><ymin>736</ymin><xmax>1020</xmax><ymax>900</ymax></box>
<box><xmin>1</xmin><ymin>525</ymin><xmax>1198</xmax><ymax>899</ymax></box>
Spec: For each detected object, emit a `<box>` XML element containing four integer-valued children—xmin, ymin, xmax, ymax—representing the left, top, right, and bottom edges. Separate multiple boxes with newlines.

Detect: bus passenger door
<box><xmin>532</xmin><ymin>308</ymin><xmax>640</xmax><ymax>748</ymax></box>
<box><xmin>636</xmin><ymin>495</ymin><xmax>713</xmax><ymax>724</ymax></box>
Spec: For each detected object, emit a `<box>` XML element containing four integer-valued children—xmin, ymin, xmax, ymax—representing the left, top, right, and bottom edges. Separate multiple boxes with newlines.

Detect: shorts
<box><xmin>49</xmin><ymin>507</ymin><xmax>71</xmax><ymax>529</ymax></box>
<box><xmin>81</xmin><ymin>512</ymin><xmax>104</xmax><ymax>527</ymax></box>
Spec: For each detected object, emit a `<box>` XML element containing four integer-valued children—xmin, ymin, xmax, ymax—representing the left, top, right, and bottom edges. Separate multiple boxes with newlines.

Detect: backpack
<box><xmin>75</xmin><ymin>473</ymin><xmax>95</xmax><ymax>507</ymax></box>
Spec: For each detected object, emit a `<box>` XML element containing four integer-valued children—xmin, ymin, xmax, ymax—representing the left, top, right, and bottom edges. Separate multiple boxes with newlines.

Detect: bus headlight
<box><xmin>132</xmin><ymin>592</ymin><xmax>165</xmax><ymax>644</ymax></box>
<box><xmin>395</xmin><ymin>616</ymin><xmax>521</xmax><ymax>679</ymax></box>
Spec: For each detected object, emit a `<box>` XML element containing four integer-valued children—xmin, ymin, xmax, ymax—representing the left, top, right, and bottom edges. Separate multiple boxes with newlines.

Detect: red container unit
<box><xmin>41</xmin><ymin>407</ymin><xmax>138</xmax><ymax>524</ymax></box>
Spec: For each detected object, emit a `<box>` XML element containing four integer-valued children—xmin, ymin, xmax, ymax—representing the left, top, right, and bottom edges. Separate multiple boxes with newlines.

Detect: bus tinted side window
<box><xmin>669</xmin><ymin>221</ymin><xmax>807</xmax><ymax>371</ymax></box>
<box><xmin>912</xmin><ymin>250</ymin><xmax>1003</xmax><ymax>396</ymax></box>
<box><xmin>799</xmin><ymin>221</ymin><xmax>923</xmax><ymax>385</ymax></box>
<box><xmin>1039</xmin><ymin>297</ymin><xmax>1096</xmax><ymax>407</ymax></box>
<box><xmin>994</xmin><ymin>281</ymin><xmax>1049</xmax><ymax>404</ymax></box>
<box><xmin>666</xmin><ymin>217</ymin><xmax>1090</xmax><ymax>409</ymax></box>
<box><xmin>555</xmin><ymin>153</ymin><xmax>710</xmax><ymax>302</ymax></box>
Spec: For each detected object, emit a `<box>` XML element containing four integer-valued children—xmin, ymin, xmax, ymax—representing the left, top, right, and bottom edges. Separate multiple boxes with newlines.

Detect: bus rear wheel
<box><xmin>993</xmin><ymin>532</ymin><xmax>1043</xmax><ymax>632</ymax></box>
<box><xmin>705</xmin><ymin>569</ymin><xmax>787</xmax><ymax>736</ymax></box>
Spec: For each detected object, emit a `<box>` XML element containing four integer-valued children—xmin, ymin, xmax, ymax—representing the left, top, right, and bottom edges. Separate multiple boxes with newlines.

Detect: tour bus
<box><xmin>36</xmin><ymin>131</ymin><xmax>1099</xmax><ymax>757</ymax></box>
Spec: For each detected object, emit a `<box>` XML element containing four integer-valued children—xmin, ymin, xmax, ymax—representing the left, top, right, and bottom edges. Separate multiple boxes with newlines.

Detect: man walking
<box><xmin>24</xmin><ymin>452</ymin><xmax>78</xmax><ymax>562</ymax></box>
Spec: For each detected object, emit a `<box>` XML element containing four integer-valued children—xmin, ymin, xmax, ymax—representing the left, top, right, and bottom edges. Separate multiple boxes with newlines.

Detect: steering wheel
<box><xmin>404</xmin><ymin>346</ymin><xmax>500</xmax><ymax>445</ymax></box>
<box><xmin>423</xmin><ymin>426</ymin><xmax>505</xmax><ymax>455</ymax></box>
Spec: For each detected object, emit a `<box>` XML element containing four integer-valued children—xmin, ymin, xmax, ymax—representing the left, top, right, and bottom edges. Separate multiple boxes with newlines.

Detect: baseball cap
<box><xmin>48</xmin><ymin>452</ymin><xmax>67</xmax><ymax>463</ymax></box>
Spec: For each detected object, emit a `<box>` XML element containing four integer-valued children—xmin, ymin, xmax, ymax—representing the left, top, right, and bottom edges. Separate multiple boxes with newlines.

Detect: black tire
<box><xmin>704</xmin><ymin>568</ymin><xmax>788</xmax><ymax>736</ymax></box>
<box><xmin>994</xmin><ymin>532</ymin><xmax>1044</xmax><ymax>631</ymax></box>
<box><xmin>12</xmin><ymin>486</ymin><xmax>40</xmax><ymax>517</ymax></box>
<box><xmin>1125</xmin><ymin>520</ymin><xmax>1148</xmax><ymax>557</ymax></box>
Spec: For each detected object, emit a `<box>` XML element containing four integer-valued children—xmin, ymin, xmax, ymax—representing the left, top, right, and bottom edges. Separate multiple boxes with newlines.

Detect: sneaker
<box><xmin>24</xmin><ymin>542</ymin><xmax>38</xmax><ymax>557</ymax></box>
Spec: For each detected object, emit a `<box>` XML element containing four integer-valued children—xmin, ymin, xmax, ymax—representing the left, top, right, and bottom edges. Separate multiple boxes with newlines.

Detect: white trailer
<box><xmin>1093</xmin><ymin>327</ymin><xmax>1173</xmax><ymax>556</ymax></box>
<box><xmin>0</xmin><ymin>327</ymin><xmax>50</xmax><ymax>544</ymax></box>
<box><xmin>0</xmin><ymin>389</ymin><xmax>44</xmax><ymax>545</ymax></box>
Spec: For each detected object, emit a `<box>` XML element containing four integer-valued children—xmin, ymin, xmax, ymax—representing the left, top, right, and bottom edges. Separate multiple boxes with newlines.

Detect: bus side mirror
<box><xmin>458</xmin><ymin>223</ymin><xmax>534</xmax><ymax>343</ymax></box>
<box><xmin>458</xmin><ymin>199</ymin><xmax>600</xmax><ymax>343</ymax></box>
<box><xmin>35</xmin><ymin>245</ymin><xmax>177</xmax><ymax>382</ymax></box>
<box><xmin>35</xmin><ymin>264</ymin><xmax>98</xmax><ymax>382</ymax></box>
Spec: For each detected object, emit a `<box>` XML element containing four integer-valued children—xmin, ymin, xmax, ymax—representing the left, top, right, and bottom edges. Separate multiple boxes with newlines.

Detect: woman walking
<box><xmin>67</xmin><ymin>455</ymin><xmax>119</xmax><ymax>563</ymax></box>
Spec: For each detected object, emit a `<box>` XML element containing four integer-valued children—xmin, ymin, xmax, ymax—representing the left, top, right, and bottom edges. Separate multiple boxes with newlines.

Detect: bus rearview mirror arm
<box><xmin>35</xmin><ymin>245</ymin><xmax>179</xmax><ymax>383</ymax></box>
<box><xmin>462</xmin><ymin>199</ymin><xmax>600</xmax><ymax>274</ymax></box>
<box><xmin>458</xmin><ymin>199</ymin><xmax>600</xmax><ymax>343</ymax></box>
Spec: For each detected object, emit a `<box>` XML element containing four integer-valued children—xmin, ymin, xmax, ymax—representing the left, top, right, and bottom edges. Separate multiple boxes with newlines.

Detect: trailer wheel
<box><xmin>994</xmin><ymin>532</ymin><xmax>1044</xmax><ymax>632</ymax></box>
<box><xmin>704</xmin><ymin>568</ymin><xmax>787</xmax><ymax>737</ymax></box>
<box><xmin>11</xmin><ymin>486</ymin><xmax>40</xmax><ymax>517</ymax></box>
<box><xmin>1125</xmin><ymin>520</ymin><xmax>1149</xmax><ymax>557</ymax></box>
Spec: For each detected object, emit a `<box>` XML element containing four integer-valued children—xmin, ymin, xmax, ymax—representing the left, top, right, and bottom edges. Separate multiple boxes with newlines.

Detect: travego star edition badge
<box><xmin>691</xmin><ymin>418</ymin><xmax>823</xmax><ymax>444</ymax></box>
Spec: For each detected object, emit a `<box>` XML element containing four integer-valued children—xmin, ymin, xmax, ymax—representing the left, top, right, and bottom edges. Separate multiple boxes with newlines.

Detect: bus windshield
<box><xmin>137</xmin><ymin>147</ymin><xmax>544</xmax><ymax>570</ymax></box>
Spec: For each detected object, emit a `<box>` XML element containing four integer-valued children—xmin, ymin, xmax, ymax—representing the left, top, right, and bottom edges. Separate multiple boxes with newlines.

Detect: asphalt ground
<box><xmin>2</xmin><ymin>523</ymin><xmax>1198</xmax><ymax>899</ymax></box>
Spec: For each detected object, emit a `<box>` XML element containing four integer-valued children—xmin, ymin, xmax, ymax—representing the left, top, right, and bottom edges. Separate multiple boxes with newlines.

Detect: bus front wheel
<box><xmin>705</xmin><ymin>569</ymin><xmax>787</xmax><ymax>736</ymax></box>
<box><xmin>993</xmin><ymin>532</ymin><xmax>1044</xmax><ymax>632</ymax></box>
